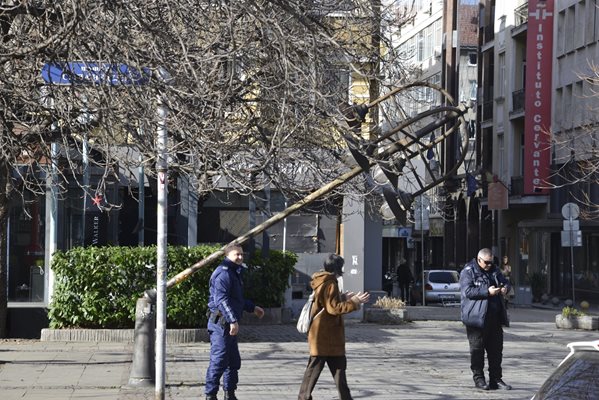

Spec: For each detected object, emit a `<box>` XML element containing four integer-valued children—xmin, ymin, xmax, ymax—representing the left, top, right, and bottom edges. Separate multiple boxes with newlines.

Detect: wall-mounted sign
<box><xmin>524</xmin><ymin>0</ymin><xmax>554</xmax><ymax>194</ymax></box>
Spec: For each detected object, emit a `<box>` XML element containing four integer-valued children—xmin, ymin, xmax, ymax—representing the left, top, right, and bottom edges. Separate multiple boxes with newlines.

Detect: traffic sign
<box><xmin>561</xmin><ymin>202</ymin><xmax>580</xmax><ymax>220</ymax></box>
<box><xmin>41</xmin><ymin>62</ymin><xmax>151</xmax><ymax>85</ymax></box>
<box><xmin>561</xmin><ymin>230</ymin><xmax>582</xmax><ymax>247</ymax></box>
<box><xmin>563</xmin><ymin>220</ymin><xmax>579</xmax><ymax>231</ymax></box>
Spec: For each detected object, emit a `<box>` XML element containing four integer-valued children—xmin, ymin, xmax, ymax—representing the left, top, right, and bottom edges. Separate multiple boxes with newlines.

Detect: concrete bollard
<box><xmin>127</xmin><ymin>295</ymin><xmax>155</xmax><ymax>386</ymax></box>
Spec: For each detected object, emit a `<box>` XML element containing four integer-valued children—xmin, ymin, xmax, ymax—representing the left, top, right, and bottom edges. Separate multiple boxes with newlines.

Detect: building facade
<box><xmin>381</xmin><ymin>0</ymin><xmax>480</xmax><ymax>288</ymax></box>
<box><xmin>478</xmin><ymin>0</ymin><xmax>599</xmax><ymax>304</ymax></box>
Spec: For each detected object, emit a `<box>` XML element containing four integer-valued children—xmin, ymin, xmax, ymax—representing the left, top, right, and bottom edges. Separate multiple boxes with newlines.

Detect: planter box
<box><xmin>555</xmin><ymin>314</ymin><xmax>599</xmax><ymax>330</ymax></box>
<box><xmin>364</xmin><ymin>308</ymin><xmax>409</xmax><ymax>324</ymax></box>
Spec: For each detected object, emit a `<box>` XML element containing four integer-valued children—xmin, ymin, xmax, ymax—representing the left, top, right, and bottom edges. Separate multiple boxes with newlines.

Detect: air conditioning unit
<box><xmin>434</xmin><ymin>46</ymin><xmax>442</xmax><ymax>58</ymax></box>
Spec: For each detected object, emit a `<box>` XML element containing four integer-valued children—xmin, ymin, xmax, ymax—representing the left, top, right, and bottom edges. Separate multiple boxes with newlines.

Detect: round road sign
<box><xmin>561</xmin><ymin>202</ymin><xmax>580</xmax><ymax>220</ymax></box>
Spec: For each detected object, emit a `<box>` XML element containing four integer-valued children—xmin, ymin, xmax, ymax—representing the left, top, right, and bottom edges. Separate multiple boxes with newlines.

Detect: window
<box><xmin>574</xmin><ymin>81</ymin><xmax>583</xmax><ymax>127</ymax></box>
<box><xmin>428</xmin><ymin>271</ymin><xmax>459</xmax><ymax>284</ymax></box>
<box><xmin>434</xmin><ymin>19</ymin><xmax>442</xmax><ymax>48</ymax></box>
<box><xmin>558</xmin><ymin>10</ymin><xmax>565</xmax><ymax>56</ymax></box>
<box><xmin>498</xmin><ymin>133</ymin><xmax>504</xmax><ymax>179</ymax></box>
<box><xmin>575</xmin><ymin>1</ymin><xmax>585</xmax><ymax>49</ymax></box>
<box><xmin>585</xmin><ymin>0</ymin><xmax>596</xmax><ymax>45</ymax></box>
<box><xmin>468</xmin><ymin>52</ymin><xmax>478</xmax><ymax>66</ymax></box>
<box><xmin>564</xmin><ymin>84</ymin><xmax>573</xmax><ymax>129</ymax></box>
<box><xmin>555</xmin><ymin>87</ymin><xmax>563</xmax><ymax>128</ymax></box>
<box><xmin>469</xmin><ymin>80</ymin><xmax>477</xmax><ymax>101</ymax></box>
<box><xmin>565</xmin><ymin>6</ymin><xmax>575</xmax><ymax>53</ymax></box>
<box><xmin>322</xmin><ymin>66</ymin><xmax>350</xmax><ymax>104</ymax></box>
<box><xmin>8</xmin><ymin>192</ymin><xmax>46</xmax><ymax>303</ymax></box>
<box><xmin>417</xmin><ymin>31</ymin><xmax>424</xmax><ymax>62</ymax></box>
<box><xmin>497</xmin><ymin>53</ymin><xmax>505</xmax><ymax>98</ymax></box>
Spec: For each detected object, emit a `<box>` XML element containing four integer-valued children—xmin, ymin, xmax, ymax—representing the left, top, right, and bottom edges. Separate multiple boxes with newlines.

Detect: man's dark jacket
<box><xmin>459</xmin><ymin>258</ymin><xmax>511</xmax><ymax>329</ymax></box>
<box><xmin>207</xmin><ymin>257</ymin><xmax>255</xmax><ymax>324</ymax></box>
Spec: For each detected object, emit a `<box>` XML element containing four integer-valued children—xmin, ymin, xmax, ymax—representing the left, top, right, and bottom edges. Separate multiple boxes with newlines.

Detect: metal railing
<box><xmin>515</xmin><ymin>3</ymin><xmax>528</xmax><ymax>27</ymax></box>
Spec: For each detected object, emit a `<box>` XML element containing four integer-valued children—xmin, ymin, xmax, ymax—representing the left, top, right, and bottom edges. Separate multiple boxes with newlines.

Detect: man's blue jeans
<box><xmin>205</xmin><ymin>321</ymin><xmax>241</xmax><ymax>395</ymax></box>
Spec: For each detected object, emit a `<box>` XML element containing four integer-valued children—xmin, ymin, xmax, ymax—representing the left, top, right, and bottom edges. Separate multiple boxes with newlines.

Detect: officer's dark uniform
<box><xmin>205</xmin><ymin>257</ymin><xmax>255</xmax><ymax>397</ymax></box>
<box><xmin>460</xmin><ymin>259</ymin><xmax>511</xmax><ymax>387</ymax></box>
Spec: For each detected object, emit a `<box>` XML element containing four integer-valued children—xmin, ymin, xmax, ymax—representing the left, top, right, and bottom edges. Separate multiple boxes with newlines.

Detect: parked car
<box><xmin>532</xmin><ymin>340</ymin><xmax>599</xmax><ymax>399</ymax></box>
<box><xmin>410</xmin><ymin>269</ymin><xmax>461</xmax><ymax>305</ymax></box>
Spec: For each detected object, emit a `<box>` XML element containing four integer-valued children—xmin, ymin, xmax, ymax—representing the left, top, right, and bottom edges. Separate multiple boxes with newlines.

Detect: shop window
<box><xmin>8</xmin><ymin>194</ymin><xmax>46</xmax><ymax>302</ymax></box>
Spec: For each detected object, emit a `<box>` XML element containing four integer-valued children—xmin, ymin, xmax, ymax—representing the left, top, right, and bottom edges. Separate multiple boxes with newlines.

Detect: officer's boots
<box><xmin>224</xmin><ymin>391</ymin><xmax>238</xmax><ymax>400</ymax></box>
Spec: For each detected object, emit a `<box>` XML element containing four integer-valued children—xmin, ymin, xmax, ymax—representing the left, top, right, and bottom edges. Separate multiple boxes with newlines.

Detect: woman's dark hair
<box><xmin>324</xmin><ymin>254</ymin><xmax>344</xmax><ymax>276</ymax></box>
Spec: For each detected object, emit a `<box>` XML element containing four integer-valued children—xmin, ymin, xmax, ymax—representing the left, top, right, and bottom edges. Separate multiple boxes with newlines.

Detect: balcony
<box><xmin>512</xmin><ymin>89</ymin><xmax>525</xmax><ymax>114</ymax></box>
<box><xmin>515</xmin><ymin>3</ymin><xmax>528</xmax><ymax>27</ymax></box>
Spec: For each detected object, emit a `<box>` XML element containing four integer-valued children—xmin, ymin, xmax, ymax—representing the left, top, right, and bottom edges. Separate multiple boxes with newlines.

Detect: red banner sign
<box><xmin>524</xmin><ymin>0</ymin><xmax>553</xmax><ymax>194</ymax></box>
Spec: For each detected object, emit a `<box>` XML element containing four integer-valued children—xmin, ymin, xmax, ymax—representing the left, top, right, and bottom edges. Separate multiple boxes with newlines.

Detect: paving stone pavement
<box><xmin>1</xmin><ymin>306</ymin><xmax>597</xmax><ymax>400</ymax></box>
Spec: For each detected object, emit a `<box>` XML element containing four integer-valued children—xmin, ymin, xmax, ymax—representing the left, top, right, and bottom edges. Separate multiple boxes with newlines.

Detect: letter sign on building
<box><xmin>524</xmin><ymin>0</ymin><xmax>553</xmax><ymax>194</ymax></box>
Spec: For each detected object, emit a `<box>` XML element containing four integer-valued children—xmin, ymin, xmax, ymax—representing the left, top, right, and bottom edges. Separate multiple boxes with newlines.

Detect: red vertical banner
<box><xmin>524</xmin><ymin>0</ymin><xmax>554</xmax><ymax>194</ymax></box>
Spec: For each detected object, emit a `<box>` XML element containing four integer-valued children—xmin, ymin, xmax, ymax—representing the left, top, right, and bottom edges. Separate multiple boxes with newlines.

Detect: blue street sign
<box><xmin>41</xmin><ymin>62</ymin><xmax>151</xmax><ymax>85</ymax></box>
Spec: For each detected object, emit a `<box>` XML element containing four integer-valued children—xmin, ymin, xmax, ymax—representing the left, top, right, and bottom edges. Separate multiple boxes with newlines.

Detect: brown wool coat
<box><xmin>307</xmin><ymin>271</ymin><xmax>361</xmax><ymax>356</ymax></box>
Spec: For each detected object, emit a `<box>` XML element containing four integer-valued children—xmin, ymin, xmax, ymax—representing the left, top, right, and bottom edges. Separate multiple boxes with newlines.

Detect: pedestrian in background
<box><xmin>459</xmin><ymin>248</ymin><xmax>512</xmax><ymax>391</ymax></box>
<box><xmin>501</xmin><ymin>255</ymin><xmax>514</xmax><ymax>307</ymax></box>
<box><xmin>396</xmin><ymin>261</ymin><xmax>413</xmax><ymax>303</ymax></box>
<box><xmin>298</xmin><ymin>254</ymin><xmax>370</xmax><ymax>400</ymax></box>
<box><xmin>205</xmin><ymin>243</ymin><xmax>265</xmax><ymax>400</ymax></box>
<box><xmin>500</xmin><ymin>256</ymin><xmax>512</xmax><ymax>282</ymax></box>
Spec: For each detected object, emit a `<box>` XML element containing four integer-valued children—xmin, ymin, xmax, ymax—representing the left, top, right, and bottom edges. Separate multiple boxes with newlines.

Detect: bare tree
<box><xmin>0</xmin><ymin>1</ymin><xmax>423</xmax><ymax>336</ymax></box>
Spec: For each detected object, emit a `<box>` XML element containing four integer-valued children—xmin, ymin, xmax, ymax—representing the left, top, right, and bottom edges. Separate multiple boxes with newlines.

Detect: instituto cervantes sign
<box><xmin>524</xmin><ymin>0</ymin><xmax>553</xmax><ymax>194</ymax></box>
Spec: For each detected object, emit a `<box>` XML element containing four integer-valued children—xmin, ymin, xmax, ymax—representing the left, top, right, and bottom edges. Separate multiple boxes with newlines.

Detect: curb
<box><xmin>41</xmin><ymin>328</ymin><xmax>209</xmax><ymax>343</ymax></box>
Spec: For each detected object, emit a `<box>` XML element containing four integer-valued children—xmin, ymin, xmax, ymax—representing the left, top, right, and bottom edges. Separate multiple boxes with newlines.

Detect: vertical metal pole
<box><xmin>248</xmin><ymin>190</ymin><xmax>256</xmax><ymax>257</ymax></box>
<box><xmin>262</xmin><ymin>185</ymin><xmax>270</xmax><ymax>257</ymax></box>
<box><xmin>155</xmin><ymin>99</ymin><xmax>168</xmax><ymax>400</ymax></box>
<box><xmin>491</xmin><ymin>209</ymin><xmax>497</xmax><ymax>267</ymax></box>
<box><xmin>282</xmin><ymin>200</ymin><xmax>287</xmax><ymax>253</ymax></box>
<box><xmin>82</xmin><ymin>132</ymin><xmax>89</xmax><ymax>245</ymax></box>
<box><xmin>421</xmin><ymin>199</ymin><xmax>426</xmax><ymax>306</ymax></box>
<box><xmin>569</xmin><ymin>216</ymin><xmax>575</xmax><ymax>305</ymax></box>
<box><xmin>45</xmin><ymin>142</ymin><xmax>59</xmax><ymax>302</ymax></box>
<box><xmin>138</xmin><ymin>141</ymin><xmax>145</xmax><ymax>246</ymax></box>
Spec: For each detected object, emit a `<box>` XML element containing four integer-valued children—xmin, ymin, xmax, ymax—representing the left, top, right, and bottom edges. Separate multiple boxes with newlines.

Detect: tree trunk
<box><xmin>0</xmin><ymin>160</ymin><xmax>10</xmax><ymax>338</ymax></box>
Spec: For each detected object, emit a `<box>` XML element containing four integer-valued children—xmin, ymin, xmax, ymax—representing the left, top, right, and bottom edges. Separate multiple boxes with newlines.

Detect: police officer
<box><xmin>460</xmin><ymin>248</ymin><xmax>512</xmax><ymax>391</ymax></box>
<box><xmin>205</xmin><ymin>243</ymin><xmax>264</xmax><ymax>400</ymax></box>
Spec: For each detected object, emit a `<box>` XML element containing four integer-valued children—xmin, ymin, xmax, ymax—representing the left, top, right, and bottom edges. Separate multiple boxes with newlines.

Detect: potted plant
<box><xmin>364</xmin><ymin>296</ymin><xmax>409</xmax><ymax>323</ymax></box>
<box><xmin>555</xmin><ymin>306</ymin><xmax>599</xmax><ymax>330</ymax></box>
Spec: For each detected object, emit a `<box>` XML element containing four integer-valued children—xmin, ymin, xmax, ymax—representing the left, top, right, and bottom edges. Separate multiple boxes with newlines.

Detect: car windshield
<box><xmin>535</xmin><ymin>351</ymin><xmax>599</xmax><ymax>399</ymax></box>
<box><xmin>428</xmin><ymin>271</ymin><xmax>459</xmax><ymax>284</ymax></box>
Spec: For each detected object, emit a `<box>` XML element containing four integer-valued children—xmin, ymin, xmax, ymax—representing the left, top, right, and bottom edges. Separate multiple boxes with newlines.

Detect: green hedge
<box><xmin>48</xmin><ymin>245</ymin><xmax>297</xmax><ymax>329</ymax></box>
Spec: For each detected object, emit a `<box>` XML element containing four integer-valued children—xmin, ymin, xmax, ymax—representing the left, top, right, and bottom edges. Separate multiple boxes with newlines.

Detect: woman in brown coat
<box><xmin>298</xmin><ymin>254</ymin><xmax>370</xmax><ymax>400</ymax></box>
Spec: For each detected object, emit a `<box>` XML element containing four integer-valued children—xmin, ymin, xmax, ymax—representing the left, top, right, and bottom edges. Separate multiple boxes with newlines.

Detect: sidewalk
<box><xmin>0</xmin><ymin>307</ymin><xmax>595</xmax><ymax>399</ymax></box>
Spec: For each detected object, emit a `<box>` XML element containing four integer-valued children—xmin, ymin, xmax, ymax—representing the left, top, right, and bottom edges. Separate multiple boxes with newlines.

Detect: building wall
<box><xmin>553</xmin><ymin>0</ymin><xmax>599</xmax><ymax>162</ymax></box>
<box><xmin>477</xmin><ymin>0</ymin><xmax>599</xmax><ymax>303</ymax></box>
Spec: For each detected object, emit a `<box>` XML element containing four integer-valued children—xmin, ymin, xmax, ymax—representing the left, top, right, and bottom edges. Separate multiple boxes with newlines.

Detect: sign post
<box><xmin>41</xmin><ymin>63</ymin><xmax>170</xmax><ymax>399</ymax></box>
<box><xmin>561</xmin><ymin>203</ymin><xmax>581</xmax><ymax>304</ymax></box>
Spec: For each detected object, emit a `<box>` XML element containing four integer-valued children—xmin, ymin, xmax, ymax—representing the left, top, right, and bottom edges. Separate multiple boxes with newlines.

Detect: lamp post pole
<box><xmin>155</xmin><ymin>98</ymin><xmax>168</xmax><ymax>400</ymax></box>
